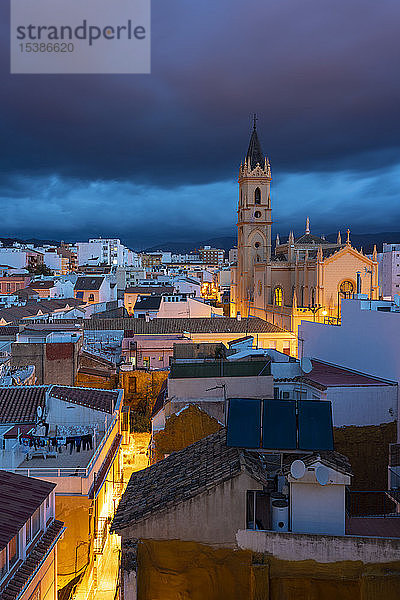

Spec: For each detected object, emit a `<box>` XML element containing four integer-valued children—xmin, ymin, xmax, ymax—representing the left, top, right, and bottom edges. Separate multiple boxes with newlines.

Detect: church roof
<box><xmin>295</xmin><ymin>233</ymin><xmax>330</xmax><ymax>245</ymax></box>
<box><xmin>246</xmin><ymin>121</ymin><xmax>264</xmax><ymax>170</ymax></box>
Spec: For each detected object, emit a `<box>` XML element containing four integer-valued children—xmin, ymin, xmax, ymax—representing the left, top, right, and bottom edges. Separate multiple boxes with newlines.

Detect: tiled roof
<box><xmin>0</xmin><ymin>385</ymin><xmax>119</xmax><ymax>423</ymax></box>
<box><xmin>0</xmin><ymin>327</ymin><xmax>19</xmax><ymax>338</ymax></box>
<box><xmin>0</xmin><ymin>386</ymin><xmax>46</xmax><ymax>424</ymax></box>
<box><xmin>295</xmin><ymin>233</ymin><xmax>329</xmax><ymax>245</ymax></box>
<box><xmin>125</xmin><ymin>286</ymin><xmax>175</xmax><ymax>295</ymax></box>
<box><xmin>28</xmin><ymin>280</ymin><xmax>55</xmax><ymax>290</ymax></box>
<box><xmin>111</xmin><ymin>429</ymin><xmax>268</xmax><ymax>532</ymax></box>
<box><xmin>0</xmin><ymin>298</ymin><xmax>84</xmax><ymax>324</ymax></box>
<box><xmin>75</xmin><ymin>276</ymin><xmax>104</xmax><ymax>291</ymax></box>
<box><xmin>0</xmin><ymin>519</ymin><xmax>64</xmax><ymax>600</ymax></box>
<box><xmin>84</xmin><ymin>317</ymin><xmax>287</xmax><ymax>334</ymax></box>
<box><xmin>309</xmin><ymin>360</ymin><xmax>395</xmax><ymax>387</ymax></box>
<box><xmin>283</xmin><ymin>450</ymin><xmax>352</xmax><ymax>477</ymax></box>
<box><xmin>0</xmin><ymin>470</ymin><xmax>56</xmax><ymax>549</ymax></box>
<box><xmin>50</xmin><ymin>385</ymin><xmax>119</xmax><ymax>414</ymax></box>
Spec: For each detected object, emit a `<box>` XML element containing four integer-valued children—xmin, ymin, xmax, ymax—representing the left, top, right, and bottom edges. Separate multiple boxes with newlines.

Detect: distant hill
<box><xmin>0</xmin><ymin>237</ymin><xmax>61</xmax><ymax>247</ymax></box>
<box><xmin>143</xmin><ymin>236</ymin><xmax>237</xmax><ymax>253</ymax></box>
<box><xmin>143</xmin><ymin>232</ymin><xmax>400</xmax><ymax>255</ymax></box>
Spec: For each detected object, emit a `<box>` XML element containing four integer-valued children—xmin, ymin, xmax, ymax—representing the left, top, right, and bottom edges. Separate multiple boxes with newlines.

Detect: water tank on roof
<box><xmin>271</xmin><ymin>500</ymin><xmax>289</xmax><ymax>532</ymax></box>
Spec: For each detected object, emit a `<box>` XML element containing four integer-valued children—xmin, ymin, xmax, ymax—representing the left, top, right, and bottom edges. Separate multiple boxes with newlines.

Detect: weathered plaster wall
<box><xmin>152</xmin><ymin>404</ymin><xmax>221</xmax><ymax>462</ymax></box>
<box><xmin>334</xmin><ymin>422</ymin><xmax>396</xmax><ymax>489</ymax></box>
<box><xmin>124</xmin><ymin>472</ymin><xmax>263</xmax><ymax>548</ymax></box>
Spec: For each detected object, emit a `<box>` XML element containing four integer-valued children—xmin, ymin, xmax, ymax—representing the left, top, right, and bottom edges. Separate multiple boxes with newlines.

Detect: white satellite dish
<box><xmin>36</xmin><ymin>406</ymin><xmax>42</xmax><ymax>419</ymax></box>
<box><xmin>290</xmin><ymin>459</ymin><xmax>306</xmax><ymax>480</ymax></box>
<box><xmin>394</xmin><ymin>294</ymin><xmax>400</xmax><ymax>308</ymax></box>
<box><xmin>315</xmin><ymin>465</ymin><xmax>329</xmax><ymax>486</ymax></box>
<box><xmin>301</xmin><ymin>357</ymin><xmax>313</xmax><ymax>374</ymax></box>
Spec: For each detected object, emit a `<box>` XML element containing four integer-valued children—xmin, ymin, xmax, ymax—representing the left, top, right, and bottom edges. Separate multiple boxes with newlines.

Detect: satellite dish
<box><xmin>290</xmin><ymin>459</ymin><xmax>306</xmax><ymax>479</ymax></box>
<box><xmin>394</xmin><ymin>294</ymin><xmax>400</xmax><ymax>308</ymax></box>
<box><xmin>315</xmin><ymin>465</ymin><xmax>329</xmax><ymax>486</ymax></box>
<box><xmin>301</xmin><ymin>358</ymin><xmax>313</xmax><ymax>374</ymax></box>
<box><xmin>36</xmin><ymin>406</ymin><xmax>42</xmax><ymax>418</ymax></box>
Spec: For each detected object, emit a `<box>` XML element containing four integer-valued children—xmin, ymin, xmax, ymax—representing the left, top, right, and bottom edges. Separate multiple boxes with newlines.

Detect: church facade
<box><xmin>230</xmin><ymin>122</ymin><xmax>379</xmax><ymax>334</ymax></box>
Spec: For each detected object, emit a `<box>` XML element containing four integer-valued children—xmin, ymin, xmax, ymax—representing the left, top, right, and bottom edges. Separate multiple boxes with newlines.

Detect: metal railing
<box><xmin>93</xmin><ymin>517</ymin><xmax>110</xmax><ymax>554</ymax></box>
<box><xmin>12</xmin><ymin>413</ymin><xmax>119</xmax><ymax>479</ymax></box>
<box><xmin>388</xmin><ymin>466</ymin><xmax>400</xmax><ymax>490</ymax></box>
<box><xmin>345</xmin><ymin>488</ymin><xmax>399</xmax><ymax>518</ymax></box>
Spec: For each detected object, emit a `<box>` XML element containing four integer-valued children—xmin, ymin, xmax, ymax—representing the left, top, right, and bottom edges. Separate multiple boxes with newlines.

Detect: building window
<box><xmin>31</xmin><ymin>508</ymin><xmax>41</xmax><ymax>539</ymax></box>
<box><xmin>0</xmin><ymin>547</ymin><xmax>7</xmax><ymax>580</ymax></box>
<box><xmin>8</xmin><ymin>535</ymin><xmax>18</xmax><ymax>568</ymax></box>
<box><xmin>246</xmin><ymin>491</ymin><xmax>269</xmax><ymax>530</ymax></box>
<box><xmin>254</xmin><ymin>211</ymin><xmax>261</xmax><ymax>218</ymax></box>
<box><xmin>273</xmin><ymin>287</ymin><xmax>283</xmax><ymax>307</ymax></box>
<box><xmin>310</xmin><ymin>288</ymin><xmax>315</xmax><ymax>306</ymax></box>
<box><xmin>254</xmin><ymin>188</ymin><xmax>261</xmax><ymax>205</ymax></box>
<box><xmin>88</xmin><ymin>293</ymin><xmax>95</xmax><ymax>302</ymax></box>
<box><xmin>128</xmin><ymin>378</ymin><xmax>137</xmax><ymax>394</ymax></box>
<box><xmin>339</xmin><ymin>280</ymin><xmax>354</xmax><ymax>298</ymax></box>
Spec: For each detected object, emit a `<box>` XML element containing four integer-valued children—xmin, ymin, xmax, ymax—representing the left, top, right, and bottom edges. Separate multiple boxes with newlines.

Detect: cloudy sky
<box><xmin>1</xmin><ymin>0</ymin><xmax>400</xmax><ymax>248</ymax></box>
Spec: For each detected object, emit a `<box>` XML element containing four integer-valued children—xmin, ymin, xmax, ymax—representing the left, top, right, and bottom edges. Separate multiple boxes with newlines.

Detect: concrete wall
<box><xmin>290</xmin><ymin>482</ymin><xmax>346</xmax><ymax>536</ymax></box>
<box><xmin>168</xmin><ymin>375</ymin><xmax>274</xmax><ymax>402</ymax></box>
<box><xmin>327</xmin><ymin>385</ymin><xmax>397</xmax><ymax>427</ymax></box>
<box><xmin>21</xmin><ymin>547</ymin><xmax>57</xmax><ymax>600</ymax></box>
<box><xmin>236</xmin><ymin>528</ymin><xmax>400</xmax><ymax>564</ymax></box>
<box><xmin>11</xmin><ymin>341</ymin><xmax>80</xmax><ymax>386</ymax></box>
<box><xmin>124</xmin><ymin>472</ymin><xmax>263</xmax><ymax>548</ymax></box>
<box><xmin>301</xmin><ymin>300</ymin><xmax>400</xmax><ymax>384</ymax></box>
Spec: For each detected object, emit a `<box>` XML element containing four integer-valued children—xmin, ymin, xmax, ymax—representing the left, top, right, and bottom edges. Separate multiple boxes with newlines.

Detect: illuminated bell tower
<box><xmin>237</xmin><ymin>116</ymin><xmax>272</xmax><ymax>316</ymax></box>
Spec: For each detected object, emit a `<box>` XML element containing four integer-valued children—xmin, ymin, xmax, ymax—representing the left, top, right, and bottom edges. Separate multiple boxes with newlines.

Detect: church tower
<box><xmin>236</xmin><ymin>117</ymin><xmax>272</xmax><ymax>316</ymax></box>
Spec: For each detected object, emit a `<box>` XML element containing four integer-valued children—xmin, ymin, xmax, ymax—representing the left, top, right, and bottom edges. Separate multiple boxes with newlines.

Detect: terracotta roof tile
<box><xmin>111</xmin><ymin>429</ymin><xmax>268</xmax><ymax>532</ymax></box>
<box><xmin>0</xmin><ymin>519</ymin><xmax>64</xmax><ymax>600</ymax></box>
<box><xmin>0</xmin><ymin>471</ymin><xmax>56</xmax><ymax>549</ymax></box>
<box><xmin>84</xmin><ymin>317</ymin><xmax>286</xmax><ymax>334</ymax></box>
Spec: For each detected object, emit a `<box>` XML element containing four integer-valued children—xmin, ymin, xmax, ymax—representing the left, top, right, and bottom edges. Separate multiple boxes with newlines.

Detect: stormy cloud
<box><xmin>1</xmin><ymin>0</ymin><xmax>399</xmax><ymax>245</ymax></box>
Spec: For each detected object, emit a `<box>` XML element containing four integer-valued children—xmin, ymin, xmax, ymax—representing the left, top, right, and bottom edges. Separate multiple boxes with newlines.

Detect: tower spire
<box><xmin>306</xmin><ymin>217</ymin><xmax>310</xmax><ymax>235</ymax></box>
<box><xmin>246</xmin><ymin>116</ymin><xmax>264</xmax><ymax>169</ymax></box>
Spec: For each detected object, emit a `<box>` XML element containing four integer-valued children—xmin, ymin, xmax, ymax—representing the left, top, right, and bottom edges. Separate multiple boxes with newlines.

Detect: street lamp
<box><xmin>307</xmin><ymin>304</ymin><xmax>327</xmax><ymax>322</ymax></box>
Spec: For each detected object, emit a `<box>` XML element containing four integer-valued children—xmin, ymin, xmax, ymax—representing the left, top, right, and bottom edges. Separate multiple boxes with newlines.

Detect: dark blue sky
<box><xmin>1</xmin><ymin>0</ymin><xmax>400</xmax><ymax>249</ymax></box>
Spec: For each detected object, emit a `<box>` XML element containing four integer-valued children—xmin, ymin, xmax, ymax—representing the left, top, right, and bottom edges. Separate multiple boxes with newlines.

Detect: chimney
<box><xmin>237</xmin><ymin>312</ymin><xmax>242</xmax><ymax>321</ymax></box>
<box><xmin>145</xmin><ymin>312</ymin><xmax>150</xmax><ymax>323</ymax></box>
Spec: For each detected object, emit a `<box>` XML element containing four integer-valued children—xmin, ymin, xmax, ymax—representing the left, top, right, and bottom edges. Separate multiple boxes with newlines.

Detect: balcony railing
<box><xmin>345</xmin><ymin>488</ymin><xmax>399</xmax><ymax>518</ymax></box>
<box><xmin>93</xmin><ymin>517</ymin><xmax>110</xmax><ymax>554</ymax></box>
<box><xmin>11</xmin><ymin>413</ymin><xmax>119</xmax><ymax>479</ymax></box>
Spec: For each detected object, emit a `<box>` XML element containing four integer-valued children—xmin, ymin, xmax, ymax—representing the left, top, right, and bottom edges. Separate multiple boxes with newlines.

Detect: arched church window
<box><xmin>255</xmin><ymin>188</ymin><xmax>261</xmax><ymax>205</ymax></box>
<box><xmin>254</xmin><ymin>211</ymin><xmax>261</xmax><ymax>218</ymax></box>
<box><xmin>256</xmin><ymin>255</ymin><xmax>260</xmax><ymax>262</ymax></box>
<box><xmin>300</xmin><ymin>286</ymin><xmax>304</xmax><ymax>307</ymax></box>
<box><xmin>339</xmin><ymin>280</ymin><xmax>354</xmax><ymax>298</ymax></box>
<box><xmin>311</xmin><ymin>288</ymin><xmax>316</xmax><ymax>307</ymax></box>
<box><xmin>274</xmin><ymin>287</ymin><xmax>283</xmax><ymax>307</ymax></box>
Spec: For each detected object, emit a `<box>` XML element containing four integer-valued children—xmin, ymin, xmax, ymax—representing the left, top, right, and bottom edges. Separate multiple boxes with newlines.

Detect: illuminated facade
<box><xmin>231</xmin><ymin>122</ymin><xmax>379</xmax><ymax>337</ymax></box>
